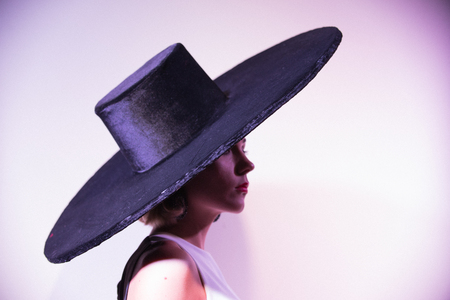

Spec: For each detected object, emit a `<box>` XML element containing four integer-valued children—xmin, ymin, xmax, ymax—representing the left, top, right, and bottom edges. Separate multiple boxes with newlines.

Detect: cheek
<box><xmin>185</xmin><ymin>171</ymin><xmax>230</xmax><ymax>201</ymax></box>
<box><xmin>184</xmin><ymin>158</ymin><xmax>237</xmax><ymax>200</ymax></box>
<box><xmin>184</xmin><ymin>169</ymin><xmax>221</xmax><ymax>198</ymax></box>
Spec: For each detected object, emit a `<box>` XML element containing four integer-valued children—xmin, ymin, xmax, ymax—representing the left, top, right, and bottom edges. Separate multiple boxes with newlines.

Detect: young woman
<box><xmin>121</xmin><ymin>139</ymin><xmax>253</xmax><ymax>299</ymax></box>
<box><xmin>44</xmin><ymin>27</ymin><xmax>342</xmax><ymax>300</ymax></box>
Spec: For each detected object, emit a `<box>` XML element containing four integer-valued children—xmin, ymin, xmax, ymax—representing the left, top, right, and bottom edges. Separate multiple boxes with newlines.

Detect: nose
<box><xmin>236</xmin><ymin>152</ymin><xmax>255</xmax><ymax>175</ymax></box>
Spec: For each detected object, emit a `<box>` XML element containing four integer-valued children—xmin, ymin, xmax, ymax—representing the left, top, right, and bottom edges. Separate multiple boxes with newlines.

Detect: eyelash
<box><xmin>223</xmin><ymin>149</ymin><xmax>247</xmax><ymax>155</ymax></box>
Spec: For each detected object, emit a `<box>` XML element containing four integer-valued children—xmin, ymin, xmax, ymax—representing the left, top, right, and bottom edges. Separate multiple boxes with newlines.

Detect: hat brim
<box><xmin>45</xmin><ymin>27</ymin><xmax>342</xmax><ymax>263</ymax></box>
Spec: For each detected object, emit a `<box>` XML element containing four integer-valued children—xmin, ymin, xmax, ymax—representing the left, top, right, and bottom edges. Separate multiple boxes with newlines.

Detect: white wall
<box><xmin>1</xmin><ymin>0</ymin><xmax>449</xmax><ymax>299</ymax></box>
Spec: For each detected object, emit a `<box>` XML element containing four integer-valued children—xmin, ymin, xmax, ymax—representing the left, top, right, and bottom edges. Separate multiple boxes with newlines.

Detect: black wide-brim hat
<box><xmin>45</xmin><ymin>27</ymin><xmax>342</xmax><ymax>263</ymax></box>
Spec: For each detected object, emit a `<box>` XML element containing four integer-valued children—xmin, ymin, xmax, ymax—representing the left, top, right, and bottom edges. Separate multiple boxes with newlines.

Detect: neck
<box><xmin>151</xmin><ymin>212</ymin><xmax>218</xmax><ymax>249</ymax></box>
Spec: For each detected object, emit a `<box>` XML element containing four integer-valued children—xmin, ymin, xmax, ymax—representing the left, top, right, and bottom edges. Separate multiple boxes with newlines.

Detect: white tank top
<box><xmin>153</xmin><ymin>233</ymin><xmax>240</xmax><ymax>300</ymax></box>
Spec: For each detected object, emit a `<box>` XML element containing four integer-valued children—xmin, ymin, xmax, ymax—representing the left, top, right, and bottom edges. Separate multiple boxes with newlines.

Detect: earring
<box><xmin>213</xmin><ymin>214</ymin><xmax>220</xmax><ymax>222</ymax></box>
<box><xmin>176</xmin><ymin>194</ymin><xmax>188</xmax><ymax>220</ymax></box>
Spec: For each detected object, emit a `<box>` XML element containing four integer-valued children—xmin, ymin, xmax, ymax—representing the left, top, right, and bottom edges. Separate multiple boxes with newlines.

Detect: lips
<box><xmin>235</xmin><ymin>182</ymin><xmax>249</xmax><ymax>193</ymax></box>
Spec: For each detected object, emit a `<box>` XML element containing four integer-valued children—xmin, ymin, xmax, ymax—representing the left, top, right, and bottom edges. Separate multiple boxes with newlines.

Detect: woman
<box><xmin>44</xmin><ymin>27</ymin><xmax>342</xmax><ymax>299</ymax></box>
<box><xmin>121</xmin><ymin>139</ymin><xmax>253</xmax><ymax>299</ymax></box>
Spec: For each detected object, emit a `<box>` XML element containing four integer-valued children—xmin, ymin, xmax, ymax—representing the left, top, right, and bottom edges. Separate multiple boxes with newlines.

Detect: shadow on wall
<box><xmin>239</xmin><ymin>181</ymin><xmax>450</xmax><ymax>300</ymax></box>
<box><xmin>207</xmin><ymin>213</ymin><xmax>254</xmax><ymax>300</ymax></box>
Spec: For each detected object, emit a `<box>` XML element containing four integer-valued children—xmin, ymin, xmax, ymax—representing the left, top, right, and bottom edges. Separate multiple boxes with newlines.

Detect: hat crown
<box><xmin>95</xmin><ymin>44</ymin><xmax>227</xmax><ymax>173</ymax></box>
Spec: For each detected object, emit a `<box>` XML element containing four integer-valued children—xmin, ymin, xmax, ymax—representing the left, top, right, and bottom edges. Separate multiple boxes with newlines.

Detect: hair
<box><xmin>139</xmin><ymin>189</ymin><xmax>187</xmax><ymax>228</ymax></box>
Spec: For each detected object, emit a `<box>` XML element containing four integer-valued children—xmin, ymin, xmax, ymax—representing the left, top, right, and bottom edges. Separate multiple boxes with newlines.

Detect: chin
<box><xmin>215</xmin><ymin>196</ymin><xmax>246</xmax><ymax>214</ymax></box>
<box><xmin>228</xmin><ymin>201</ymin><xmax>245</xmax><ymax>214</ymax></box>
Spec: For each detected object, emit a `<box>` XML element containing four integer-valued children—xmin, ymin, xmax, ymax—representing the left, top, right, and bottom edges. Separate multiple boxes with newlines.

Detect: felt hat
<box><xmin>45</xmin><ymin>27</ymin><xmax>342</xmax><ymax>263</ymax></box>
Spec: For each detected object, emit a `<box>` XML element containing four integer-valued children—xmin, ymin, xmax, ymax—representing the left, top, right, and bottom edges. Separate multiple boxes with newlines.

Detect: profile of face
<box><xmin>183</xmin><ymin>139</ymin><xmax>254</xmax><ymax>219</ymax></box>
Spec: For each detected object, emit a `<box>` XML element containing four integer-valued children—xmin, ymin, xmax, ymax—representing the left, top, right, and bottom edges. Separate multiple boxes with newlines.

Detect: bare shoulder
<box><xmin>127</xmin><ymin>240</ymin><xmax>205</xmax><ymax>300</ymax></box>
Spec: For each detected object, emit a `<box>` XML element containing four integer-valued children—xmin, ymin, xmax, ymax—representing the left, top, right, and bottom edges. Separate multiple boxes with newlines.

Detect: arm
<box><xmin>127</xmin><ymin>240</ymin><xmax>206</xmax><ymax>300</ymax></box>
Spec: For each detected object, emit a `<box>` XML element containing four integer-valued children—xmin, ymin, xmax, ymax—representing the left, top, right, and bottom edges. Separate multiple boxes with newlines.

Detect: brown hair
<box><xmin>139</xmin><ymin>189</ymin><xmax>187</xmax><ymax>228</ymax></box>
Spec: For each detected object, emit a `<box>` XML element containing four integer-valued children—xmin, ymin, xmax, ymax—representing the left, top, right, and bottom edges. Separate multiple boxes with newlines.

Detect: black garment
<box><xmin>117</xmin><ymin>236</ymin><xmax>166</xmax><ymax>300</ymax></box>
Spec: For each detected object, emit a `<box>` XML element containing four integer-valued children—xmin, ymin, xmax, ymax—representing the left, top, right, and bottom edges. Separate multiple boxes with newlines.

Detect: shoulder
<box><xmin>127</xmin><ymin>239</ymin><xmax>206</xmax><ymax>300</ymax></box>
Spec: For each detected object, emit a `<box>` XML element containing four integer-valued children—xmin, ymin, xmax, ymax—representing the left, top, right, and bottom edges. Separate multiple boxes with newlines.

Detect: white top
<box><xmin>153</xmin><ymin>233</ymin><xmax>240</xmax><ymax>300</ymax></box>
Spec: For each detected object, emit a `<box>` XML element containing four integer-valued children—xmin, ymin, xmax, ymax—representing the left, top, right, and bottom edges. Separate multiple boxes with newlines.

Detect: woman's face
<box><xmin>184</xmin><ymin>139</ymin><xmax>254</xmax><ymax>217</ymax></box>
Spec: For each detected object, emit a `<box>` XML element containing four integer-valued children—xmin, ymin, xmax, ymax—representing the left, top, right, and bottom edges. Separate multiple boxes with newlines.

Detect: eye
<box><xmin>223</xmin><ymin>149</ymin><xmax>231</xmax><ymax>155</ymax></box>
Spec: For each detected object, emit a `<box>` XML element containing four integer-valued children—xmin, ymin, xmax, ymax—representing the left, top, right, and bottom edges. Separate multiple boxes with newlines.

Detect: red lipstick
<box><xmin>235</xmin><ymin>182</ymin><xmax>249</xmax><ymax>193</ymax></box>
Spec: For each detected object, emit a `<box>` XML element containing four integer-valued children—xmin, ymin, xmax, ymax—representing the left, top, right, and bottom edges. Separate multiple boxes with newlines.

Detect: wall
<box><xmin>1</xmin><ymin>0</ymin><xmax>450</xmax><ymax>299</ymax></box>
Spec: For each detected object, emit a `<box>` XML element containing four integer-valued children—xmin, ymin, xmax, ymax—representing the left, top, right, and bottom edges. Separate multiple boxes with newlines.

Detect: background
<box><xmin>1</xmin><ymin>0</ymin><xmax>450</xmax><ymax>299</ymax></box>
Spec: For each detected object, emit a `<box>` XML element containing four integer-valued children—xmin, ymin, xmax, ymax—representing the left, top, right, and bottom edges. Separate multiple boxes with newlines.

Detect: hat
<box><xmin>45</xmin><ymin>27</ymin><xmax>342</xmax><ymax>263</ymax></box>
